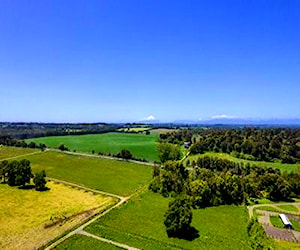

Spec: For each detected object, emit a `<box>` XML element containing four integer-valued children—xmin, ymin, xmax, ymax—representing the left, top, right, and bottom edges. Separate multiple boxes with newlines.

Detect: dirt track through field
<box><xmin>248</xmin><ymin>203</ymin><xmax>300</xmax><ymax>243</ymax></box>
<box><xmin>0</xmin><ymin>150</ymin><xmax>44</xmax><ymax>161</ymax></box>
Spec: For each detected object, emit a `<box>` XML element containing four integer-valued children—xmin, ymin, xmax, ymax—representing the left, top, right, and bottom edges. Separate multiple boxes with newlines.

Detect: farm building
<box><xmin>184</xmin><ymin>142</ymin><xmax>191</xmax><ymax>148</ymax></box>
<box><xmin>279</xmin><ymin>214</ymin><xmax>293</xmax><ymax>229</ymax></box>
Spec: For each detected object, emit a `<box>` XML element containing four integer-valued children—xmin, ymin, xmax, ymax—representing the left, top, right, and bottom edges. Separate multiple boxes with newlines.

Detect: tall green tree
<box><xmin>33</xmin><ymin>170</ymin><xmax>47</xmax><ymax>191</ymax></box>
<box><xmin>164</xmin><ymin>196</ymin><xmax>193</xmax><ymax>237</ymax></box>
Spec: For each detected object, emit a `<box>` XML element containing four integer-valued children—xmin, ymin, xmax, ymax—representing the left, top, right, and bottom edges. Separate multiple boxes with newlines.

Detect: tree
<box><xmin>157</xmin><ymin>143</ymin><xmax>182</xmax><ymax>163</ymax></box>
<box><xmin>58</xmin><ymin>144</ymin><xmax>68</xmax><ymax>151</ymax></box>
<box><xmin>0</xmin><ymin>160</ymin><xmax>8</xmax><ymax>182</ymax></box>
<box><xmin>116</xmin><ymin>149</ymin><xmax>133</xmax><ymax>160</ymax></box>
<box><xmin>33</xmin><ymin>170</ymin><xmax>47</xmax><ymax>191</ymax></box>
<box><xmin>6</xmin><ymin>159</ymin><xmax>33</xmax><ymax>187</ymax></box>
<box><xmin>164</xmin><ymin>196</ymin><xmax>193</xmax><ymax>237</ymax></box>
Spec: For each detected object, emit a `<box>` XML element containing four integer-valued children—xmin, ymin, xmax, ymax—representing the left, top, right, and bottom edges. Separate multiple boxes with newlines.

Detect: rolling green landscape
<box><xmin>0</xmin><ymin>146</ymin><xmax>37</xmax><ymax>160</ymax></box>
<box><xmin>18</xmin><ymin>151</ymin><xmax>152</xmax><ymax>196</ymax></box>
<box><xmin>26</xmin><ymin>132</ymin><xmax>159</xmax><ymax>162</ymax></box>
<box><xmin>85</xmin><ymin>191</ymin><xmax>251</xmax><ymax>250</ymax></box>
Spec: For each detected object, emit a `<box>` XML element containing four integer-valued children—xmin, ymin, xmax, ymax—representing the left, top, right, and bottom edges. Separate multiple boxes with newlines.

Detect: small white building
<box><xmin>279</xmin><ymin>214</ymin><xmax>293</xmax><ymax>229</ymax></box>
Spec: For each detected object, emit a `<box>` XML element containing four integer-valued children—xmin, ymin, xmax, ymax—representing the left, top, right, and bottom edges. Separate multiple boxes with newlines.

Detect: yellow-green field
<box><xmin>0</xmin><ymin>146</ymin><xmax>38</xmax><ymax>160</ymax></box>
<box><xmin>0</xmin><ymin>181</ymin><xmax>116</xmax><ymax>250</ymax></box>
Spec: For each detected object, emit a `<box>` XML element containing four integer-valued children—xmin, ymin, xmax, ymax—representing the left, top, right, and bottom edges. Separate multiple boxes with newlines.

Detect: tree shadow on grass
<box><xmin>18</xmin><ymin>184</ymin><xmax>35</xmax><ymax>190</ymax></box>
<box><xmin>168</xmin><ymin>226</ymin><xmax>200</xmax><ymax>241</ymax></box>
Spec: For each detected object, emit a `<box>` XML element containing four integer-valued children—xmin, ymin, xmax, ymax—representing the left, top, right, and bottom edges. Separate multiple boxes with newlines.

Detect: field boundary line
<box><xmin>44</xmin><ymin>178</ymin><xmax>129</xmax><ymax>250</ymax></box>
<box><xmin>77</xmin><ymin>230</ymin><xmax>140</xmax><ymax>250</ymax></box>
<box><xmin>48</xmin><ymin>148</ymin><xmax>156</xmax><ymax>167</ymax></box>
<box><xmin>47</xmin><ymin>177</ymin><xmax>125</xmax><ymax>200</ymax></box>
<box><xmin>0</xmin><ymin>150</ymin><xmax>44</xmax><ymax>161</ymax></box>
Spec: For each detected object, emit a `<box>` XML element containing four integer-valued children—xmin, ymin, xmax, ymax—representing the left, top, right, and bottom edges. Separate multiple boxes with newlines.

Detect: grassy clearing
<box><xmin>85</xmin><ymin>191</ymin><xmax>251</xmax><ymax>250</ymax></box>
<box><xmin>54</xmin><ymin>234</ymin><xmax>121</xmax><ymax>250</ymax></box>
<box><xmin>270</xmin><ymin>216</ymin><xmax>284</xmax><ymax>228</ymax></box>
<box><xmin>277</xmin><ymin>205</ymin><xmax>299</xmax><ymax>213</ymax></box>
<box><xmin>276</xmin><ymin>241</ymin><xmax>300</xmax><ymax>250</ymax></box>
<box><xmin>19</xmin><ymin>151</ymin><xmax>152</xmax><ymax>196</ymax></box>
<box><xmin>0</xmin><ymin>145</ymin><xmax>37</xmax><ymax>160</ymax></box>
<box><xmin>185</xmin><ymin>152</ymin><xmax>300</xmax><ymax>173</ymax></box>
<box><xmin>26</xmin><ymin>132</ymin><xmax>159</xmax><ymax>162</ymax></box>
<box><xmin>0</xmin><ymin>181</ymin><xmax>116</xmax><ymax>250</ymax></box>
<box><xmin>150</xmin><ymin>128</ymin><xmax>178</xmax><ymax>135</ymax></box>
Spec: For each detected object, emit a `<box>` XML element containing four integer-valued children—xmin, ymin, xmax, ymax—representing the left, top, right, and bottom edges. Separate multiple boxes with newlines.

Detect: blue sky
<box><xmin>0</xmin><ymin>0</ymin><xmax>299</xmax><ymax>122</ymax></box>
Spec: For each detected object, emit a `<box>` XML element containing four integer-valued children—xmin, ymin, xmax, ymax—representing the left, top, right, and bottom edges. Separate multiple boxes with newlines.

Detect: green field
<box><xmin>26</xmin><ymin>132</ymin><xmax>159</xmax><ymax>162</ymax></box>
<box><xmin>18</xmin><ymin>151</ymin><xmax>152</xmax><ymax>196</ymax></box>
<box><xmin>85</xmin><ymin>191</ymin><xmax>251</xmax><ymax>250</ymax></box>
<box><xmin>185</xmin><ymin>152</ymin><xmax>300</xmax><ymax>173</ymax></box>
<box><xmin>54</xmin><ymin>234</ymin><xmax>121</xmax><ymax>250</ymax></box>
<box><xmin>0</xmin><ymin>145</ymin><xmax>37</xmax><ymax>160</ymax></box>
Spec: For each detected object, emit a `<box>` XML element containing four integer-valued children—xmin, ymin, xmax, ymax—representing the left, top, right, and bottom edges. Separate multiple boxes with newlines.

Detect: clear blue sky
<box><xmin>0</xmin><ymin>0</ymin><xmax>299</xmax><ymax>122</ymax></box>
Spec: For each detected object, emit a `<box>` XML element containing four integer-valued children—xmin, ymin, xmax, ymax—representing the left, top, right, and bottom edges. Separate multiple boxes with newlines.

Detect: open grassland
<box><xmin>54</xmin><ymin>234</ymin><xmax>121</xmax><ymax>250</ymax></box>
<box><xmin>185</xmin><ymin>152</ymin><xmax>300</xmax><ymax>173</ymax></box>
<box><xmin>0</xmin><ymin>145</ymin><xmax>37</xmax><ymax>160</ymax></box>
<box><xmin>85</xmin><ymin>191</ymin><xmax>251</xmax><ymax>250</ymax></box>
<box><xmin>26</xmin><ymin>132</ymin><xmax>159</xmax><ymax>162</ymax></box>
<box><xmin>0</xmin><ymin>181</ymin><xmax>116</xmax><ymax>250</ymax></box>
<box><xmin>276</xmin><ymin>241</ymin><xmax>300</xmax><ymax>250</ymax></box>
<box><xmin>150</xmin><ymin>128</ymin><xmax>178</xmax><ymax>134</ymax></box>
<box><xmin>19</xmin><ymin>151</ymin><xmax>152</xmax><ymax>196</ymax></box>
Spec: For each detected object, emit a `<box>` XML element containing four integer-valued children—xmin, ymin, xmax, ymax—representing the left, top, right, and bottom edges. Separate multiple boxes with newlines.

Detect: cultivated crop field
<box><xmin>26</xmin><ymin>132</ymin><xmax>159</xmax><ymax>162</ymax></box>
<box><xmin>0</xmin><ymin>145</ymin><xmax>37</xmax><ymax>160</ymax></box>
<box><xmin>19</xmin><ymin>151</ymin><xmax>152</xmax><ymax>196</ymax></box>
<box><xmin>185</xmin><ymin>152</ymin><xmax>300</xmax><ymax>173</ymax></box>
<box><xmin>85</xmin><ymin>191</ymin><xmax>251</xmax><ymax>250</ymax></box>
<box><xmin>0</xmin><ymin>181</ymin><xmax>116</xmax><ymax>250</ymax></box>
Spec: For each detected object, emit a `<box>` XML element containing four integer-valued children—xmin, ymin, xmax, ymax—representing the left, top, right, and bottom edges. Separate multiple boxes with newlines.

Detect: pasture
<box><xmin>19</xmin><ymin>151</ymin><xmax>152</xmax><ymax>196</ymax></box>
<box><xmin>26</xmin><ymin>132</ymin><xmax>159</xmax><ymax>162</ymax></box>
<box><xmin>85</xmin><ymin>191</ymin><xmax>251</xmax><ymax>250</ymax></box>
<box><xmin>185</xmin><ymin>152</ymin><xmax>300</xmax><ymax>173</ymax></box>
<box><xmin>54</xmin><ymin>234</ymin><xmax>121</xmax><ymax>250</ymax></box>
<box><xmin>0</xmin><ymin>181</ymin><xmax>116</xmax><ymax>250</ymax></box>
<box><xmin>0</xmin><ymin>145</ymin><xmax>37</xmax><ymax>160</ymax></box>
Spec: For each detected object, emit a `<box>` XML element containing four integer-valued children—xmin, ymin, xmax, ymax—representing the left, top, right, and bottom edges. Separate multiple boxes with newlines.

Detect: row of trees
<box><xmin>0</xmin><ymin>136</ymin><xmax>47</xmax><ymax>150</ymax></box>
<box><xmin>0</xmin><ymin>160</ymin><xmax>47</xmax><ymax>191</ymax></box>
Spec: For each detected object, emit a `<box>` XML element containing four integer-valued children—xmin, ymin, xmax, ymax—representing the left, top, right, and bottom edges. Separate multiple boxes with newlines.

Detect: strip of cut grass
<box><xmin>277</xmin><ymin>205</ymin><xmax>299</xmax><ymax>213</ymax></box>
<box><xmin>26</xmin><ymin>132</ymin><xmax>159</xmax><ymax>162</ymax></box>
<box><xmin>85</xmin><ymin>191</ymin><xmax>251</xmax><ymax>250</ymax></box>
<box><xmin>0</xmin><ymin>145</ymin><xmax>37</xmax><ymax>160</ymax></box>
<box><xmin>270</xmin><ymin>216</ymin><xmax>284</xmax><ymax>228</ymax></box>
<box><xmin>54</xmin><ymin>234</ymin><xmax>121</xmax><ymax>250</ymax></box>
<box><xmin>18</xmin><ymin>151</ymin><xmax>152</xmax><ymax>196</ymax></box>
<box><xmin>186</xmin><ymin>152</ymin><xmax>300</xmax><ymax>173</ymax></box>
<box><xmin>0</xmin><ymin>181</ymin><xmax>116</xmax><ymax>250</ymax></box>
<box><xmin>290</xmin><ymin>218</ymin><xmax>300</xmax><ymax>231</ymax></box>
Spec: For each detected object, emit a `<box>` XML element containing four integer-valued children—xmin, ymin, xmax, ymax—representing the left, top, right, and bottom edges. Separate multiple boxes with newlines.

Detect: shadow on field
<box><xmin>168</xmin><ymin>226</ymin><xmax>200</xmax><ymax>241</ymax></box>
<box><xmin>18</xmin><ymin>184</ymin><xmax>35</xmax><ymax>190</ymax></box>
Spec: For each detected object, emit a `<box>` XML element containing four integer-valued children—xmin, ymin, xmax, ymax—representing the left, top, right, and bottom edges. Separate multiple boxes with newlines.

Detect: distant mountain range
<box><xmin>137</xmin><ymin>118</ymin><xmax>300</xmax><ymax>126</ymax></box>
<box><xmin>172</xmin><ymin>118</ymin><xmax>300</xmax><ymax>125</ymax></box>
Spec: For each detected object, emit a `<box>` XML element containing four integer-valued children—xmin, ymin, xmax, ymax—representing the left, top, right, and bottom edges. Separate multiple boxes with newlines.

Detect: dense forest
<box><xmin>160</xmin><ymin>128</ymin><xmax>300</xmax><ymax>163</ymax></box>
<box><xmin>150</xmin><ymin>157</ymin><xmax>300</xmax><ymax>206</ymax></box>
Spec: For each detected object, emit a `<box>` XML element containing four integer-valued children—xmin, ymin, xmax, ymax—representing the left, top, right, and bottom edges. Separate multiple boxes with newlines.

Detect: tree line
<box><xmin>161</xmin><ymin>128</ymin><xmax>300</xmax><ymax>163</ymax></box>
<box><xmin>0</xmin><ymin>159</ymin><xmax>47</xmax><ymax>191</ymax></box>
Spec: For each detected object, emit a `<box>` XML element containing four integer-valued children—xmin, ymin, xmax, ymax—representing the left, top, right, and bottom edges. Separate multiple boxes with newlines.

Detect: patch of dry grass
<box><xmin>0</xmin><ymin>181</ymin><xmax>117</xmax><ymax>250</ymax></box>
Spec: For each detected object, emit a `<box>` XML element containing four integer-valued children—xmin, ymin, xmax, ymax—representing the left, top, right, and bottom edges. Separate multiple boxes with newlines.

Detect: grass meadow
<box><xmin>185</xmin><ymin>152</ymin><xmax>300</xmax><ymax>173</ymax></box>
<box><xmin>0</xmin><ymin>181</ymin><xmax>116</xmax><ymax>250</ymax></box>
<box><xmin>54</xmin><ymin>234</ymin><xmax>121</xmax><ymax>250</ymax></box>
<box><xmin>26</xmin><ymin>132</ymin><xmax>159</xmax><ymax>162</ymax></box>
<box><xmin>19</xmin><ymin>151</ymin><xmax>152</xmax><ymax>196</ymax></box>
<box><xmin>0</xmin><ymin>145</ymin><xmax>37</xmax><ymax>160</ymax></box>
<box><xmin>85</xmin><ymin>190</ymin><xmax>251</xmax><ymax>250</ymax></box>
